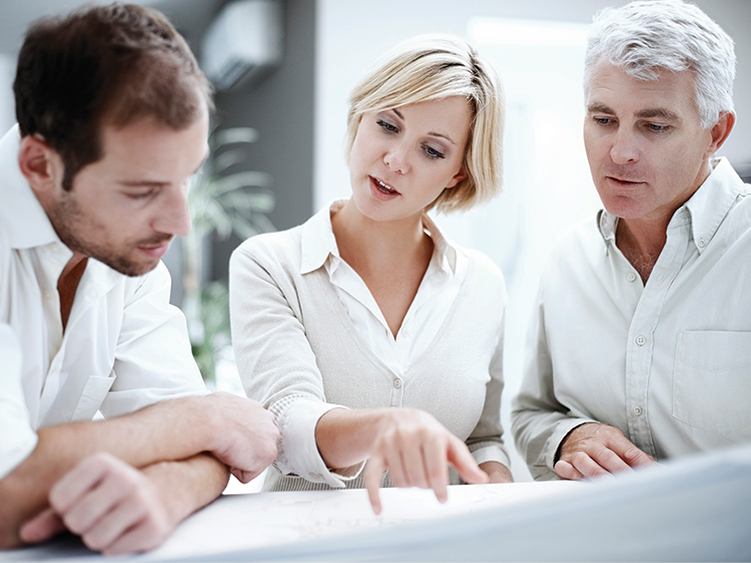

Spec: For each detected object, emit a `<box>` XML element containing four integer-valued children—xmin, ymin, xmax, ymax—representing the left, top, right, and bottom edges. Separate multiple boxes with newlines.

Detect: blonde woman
<box><xmin>230</xmin><ymin>35</ymin><xmax>511</xmax><ymax>513</ymax></box>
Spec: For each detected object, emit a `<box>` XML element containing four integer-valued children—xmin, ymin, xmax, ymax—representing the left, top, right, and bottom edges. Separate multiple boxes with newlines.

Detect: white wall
<box><xmin>0</xmin><ymin>54</ymin><xmax>16</xmax><ymax>134</ymax></box>
<box><xmin>314</xmin><ymin>0</ymin><xmax>751</xmax><ymax>482</ymax></box>
<box><xmin>315</xmin><ymin>0</ymin><xmax>751</xmax><ymax>210</ymax></box>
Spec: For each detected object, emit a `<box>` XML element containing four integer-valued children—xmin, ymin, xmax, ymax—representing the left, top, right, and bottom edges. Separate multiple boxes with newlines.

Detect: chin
<box><xmin>100</xmin><ymin>255</ymin><xmax>157</xmax><ymax>277</ymax></box>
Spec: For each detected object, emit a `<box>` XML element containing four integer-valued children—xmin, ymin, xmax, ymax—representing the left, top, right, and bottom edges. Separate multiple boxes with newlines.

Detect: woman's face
<box><xmin>348</xmin><ymin>96</ymin><xmax>471</xmax><ymax>223</ymax></box>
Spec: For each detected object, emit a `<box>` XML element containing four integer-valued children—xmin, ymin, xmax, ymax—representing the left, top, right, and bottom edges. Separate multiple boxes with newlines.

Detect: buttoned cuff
<box><xmin>274</xmin><ymin>399</ymin><xmax>363</xmax><ymax>488</ymax></box>
<box><xmin>470</xmin><ymin>443</ymin><xmax>511</xmax><ymax>470</ymax></box>
<box><xmin>543</xmin><ymin>417</ymin><xmax>598</xmax><ymax>472</ymax></box>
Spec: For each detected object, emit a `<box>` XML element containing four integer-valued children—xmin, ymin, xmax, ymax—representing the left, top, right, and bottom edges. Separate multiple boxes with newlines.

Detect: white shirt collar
<box><xmin>597</xmin><ymin>157</ymin><xmax>746</xmax><ymax>254</ymax></box>
<box><xmin>0</xmin><ymin>125</ymin><xmax>140</xmax><ymax>293</ymax></box>
<box><xmin>300</xmin><ymin>200</ymin><xmax>460</xmax><ymax>277</ymax></box>
<box><xmin>0</xmin><ymin>125</ymin><xmax>61</xmax><ymax>251</ymax></box>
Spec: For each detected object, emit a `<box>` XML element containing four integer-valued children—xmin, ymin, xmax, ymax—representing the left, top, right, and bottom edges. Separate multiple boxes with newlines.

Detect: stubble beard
<box><xmin>49</xmin><ymin>192</ymin><xmax>164</xmax><ymax>277</ymax></box>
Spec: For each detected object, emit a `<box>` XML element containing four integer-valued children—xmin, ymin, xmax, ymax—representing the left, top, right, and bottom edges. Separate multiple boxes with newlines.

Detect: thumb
<box><xmin>19</xmin><ymin>508</ymin><xmax>66</xmax><ymax>544</ymax></box>
<box><xmin>447</xmin><ymin>437</ymin><xmax>487</xmax><ymax>485</ymax></box>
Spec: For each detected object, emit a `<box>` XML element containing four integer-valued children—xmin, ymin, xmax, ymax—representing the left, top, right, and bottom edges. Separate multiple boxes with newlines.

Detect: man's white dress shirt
<box><xmin>512</xmin><ymin>157</ymin><xmax>751</xmax><ymax>480</ymax></box>
<box><xmin>0</xmin><ymin>126</ymin><xmax>206</xmax><ymax>479</ymax></box>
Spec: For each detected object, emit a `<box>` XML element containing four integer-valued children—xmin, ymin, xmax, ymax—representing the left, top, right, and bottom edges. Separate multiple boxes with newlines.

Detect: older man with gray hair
<box><xmin>512</xmin><ymin>0</ymin><xmax>749</xmax><ymax>481</ymax></box>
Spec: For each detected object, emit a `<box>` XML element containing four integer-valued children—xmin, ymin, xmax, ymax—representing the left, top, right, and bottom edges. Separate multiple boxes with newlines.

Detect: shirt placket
<box><xmin>35</xmin><ymin>244</ymin><xmax>70</xmax><ymax>425</ymax></box>
<box><xmin>624</xmin><ymin>219</ymin><xmax>689</xmax><ymax>457</ymax></box>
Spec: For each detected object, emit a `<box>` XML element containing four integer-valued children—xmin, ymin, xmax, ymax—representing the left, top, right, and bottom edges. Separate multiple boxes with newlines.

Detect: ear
<box><xmin>705</xmin><ymin>111</ymin><xmax>736</xmax><ymax>158</ymax></box>
<box><xmin>17</xmin><ymin>135</ymin><xmax>63</xmax><ymax>194</ymax></box>
<box><xmin>445</xmin><ymin>164</ymin><xmax>469</xmax><ymax>190</ymax></box>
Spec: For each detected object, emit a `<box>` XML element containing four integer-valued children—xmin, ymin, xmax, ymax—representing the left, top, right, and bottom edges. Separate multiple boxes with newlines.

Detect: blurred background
<box><xmin>1</xmin><ymin>0</ymin><xmax>748</xmax><ymax>482</ymax></box>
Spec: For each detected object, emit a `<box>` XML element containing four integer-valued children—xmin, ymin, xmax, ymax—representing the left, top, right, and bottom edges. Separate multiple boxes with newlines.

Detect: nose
<box><xmin>610</xmin><ymin>128</ymin><xmax>640</xmax><ymax>165</ymax></box>
<box><xmin>384</xmin><ymin>142</ymin><xmax>410</xmax><ymax>174</ymax></box>
<box><xmin>154</xmin><ymin>183</ymin><xmax>192</xmax><ymax>237</ymax></box>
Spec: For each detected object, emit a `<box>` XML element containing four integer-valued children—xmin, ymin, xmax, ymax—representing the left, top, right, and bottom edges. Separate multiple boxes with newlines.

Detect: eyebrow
<box><xmin>587</xmin><ymin>102</ymin><xmax>615</xmax><ymax>115</ymax></box>
<box><xmin>118</xmin><ymin>151</ymin><xmax>209</xmax><ymax>188</ymax></box>
<box><xmin>635</xmin><ymin>108</ymin><xmax>680</xmax><ymax>121</ymax></box>
<box><xmin>389</xmin><ymin>108</ymin><xmax>457</xmax><ymax>145</ymax></box>
<box><xmin>587</xmin><ymin>102</ymin><xmax>679</xmax><ymax>122</ymax></box>
<box><xmin>120</xmin><ymin>180</ymin><xmax>168</xmax><ymax>188</ymax></box>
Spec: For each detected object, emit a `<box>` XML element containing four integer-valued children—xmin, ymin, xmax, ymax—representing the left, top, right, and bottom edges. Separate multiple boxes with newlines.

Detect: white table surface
<box><xmin>2</xmin><ymin>442</ymin><xmax>750</xmax><ymax>562</ymax></box>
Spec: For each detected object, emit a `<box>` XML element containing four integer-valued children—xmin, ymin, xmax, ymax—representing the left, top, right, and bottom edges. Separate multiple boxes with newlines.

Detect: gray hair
<box><xmin>584</xmin><ymin>0</ymin><xmax>736</xmax><ymax>128</ymax></box>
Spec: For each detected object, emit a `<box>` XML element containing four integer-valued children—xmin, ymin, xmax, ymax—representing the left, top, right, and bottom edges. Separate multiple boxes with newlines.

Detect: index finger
<box><xmin>446</xmin><ymin>436</ymin><xmax>487</xmax><ymax>485</ymax></box>
<box><xmin>603</xmin><ymin>435</ymin><xmax>656</xmax><ymax>470</ymax></box>
<box><xmin>49</xmin><ymin>454</ymin><xmax>111</xmax><ymax>512</ymax></box>
<box><xmin>619</xmin><ymin>444</ymin><xmax>656</xmax><ymax>468</ymax></box>
<box><xmin>363</xmin><ymin>455</ymin><xmax>386</xmax><ymax>515</ymax></box>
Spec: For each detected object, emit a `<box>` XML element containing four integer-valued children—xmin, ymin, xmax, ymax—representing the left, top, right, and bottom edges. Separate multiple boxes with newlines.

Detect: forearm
<box><xmin>315</xmin><ymin>408</ymin><xmax>391</xmax><ymax>470</ymax></box>
<box><xmin>511</xmin><ymin>396</ymin><xmax>597</xmax><ymax>479</ymax></box>
<box><xmin>0</xmin><ymin>395</ymin><xmax>219</xmax><ymax>543</ymax></box>
<box><xmin>142</xmin><ymin>453</ymin><xmax>230</xmax><ymax>529</ymax></box>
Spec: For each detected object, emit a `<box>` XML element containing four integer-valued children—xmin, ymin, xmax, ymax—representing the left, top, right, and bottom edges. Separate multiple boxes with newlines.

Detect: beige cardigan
<box><xmin>229</xmin><ymin>218</ymin><xmax>510</xmax><ymax>491</ymax></box>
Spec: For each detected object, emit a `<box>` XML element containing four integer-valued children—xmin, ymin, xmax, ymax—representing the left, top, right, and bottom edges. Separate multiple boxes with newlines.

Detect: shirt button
<box><xmin>698</xmin><ymin>238</ymin><xmax>706</xmax><ymax>248</ymax></box>
<box><xmin>635</xmin><ymin>335</ymin><xmax>647</xmax><ymax>346</ymax></box>
<box><xmin>627</xmin><ymin>273</ymin><xmax>637</xmax><ymax>282</ymax></box>
<box><xmin>633</xmin><ymin>406</ymin><xmax>643</xmax><ymax>416</ymax></box>
<box><xmin>393</xmin><ymin>378</ymin><xmax>403</xmax><ymax>389</ymax></box>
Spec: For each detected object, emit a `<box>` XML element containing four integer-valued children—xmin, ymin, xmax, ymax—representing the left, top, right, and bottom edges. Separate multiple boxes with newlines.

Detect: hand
<box><xmin>20</xmin><ymin>453</ymin><xmax>172</xmax><ymax>555</ymax></box>
<box><xmin>363</xmin><ymin>409</ymin><xmax>488</xmax><ymax>515</ymax></box>
<box><xmin>204</xmin><ymin>392</ymin><xmax>280</xmax><ymax>483</ymax></box>
<box><xmin>554</xmin><ymin>423</ymin><xmax>656</xmax><ymax>480</ymax></box>
<box><xmin>479</xmin><ymin>461</ymin><xmax>514</xmax><ymax>484</ymax></box>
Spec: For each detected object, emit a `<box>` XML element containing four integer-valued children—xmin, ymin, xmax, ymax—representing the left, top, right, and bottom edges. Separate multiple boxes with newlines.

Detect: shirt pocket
<box><xmin>672</xmin><ymin>331</ymin><xmax>751</xmax><ymax>437</ymax></box>
<box><xmin>72</xmin><ymin>375</ymin><xmax>116</xmax><ymax>422</ymax></box>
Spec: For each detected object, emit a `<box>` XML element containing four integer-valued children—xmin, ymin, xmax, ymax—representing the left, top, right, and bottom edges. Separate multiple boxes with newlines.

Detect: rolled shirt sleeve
<box><xmin>0</xmin><ymin>324</ymin><xmax>38</xmax><ymax>479</ymax></box>
<box><xmin>511</xmin><ymin>288</ymin><xmax>598</xmax><ymax>480</ymax></box>
<box><xmin>101</xmin><ymin>261</ymin><xmax>208</xmax><ymax>419</ymax></box>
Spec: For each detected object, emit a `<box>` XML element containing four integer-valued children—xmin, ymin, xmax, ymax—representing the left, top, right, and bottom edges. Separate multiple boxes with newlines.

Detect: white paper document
<box><xmin>2</xmin><ymin>442</ymin><xmax>750</xmax><ymax>562</ymax></box>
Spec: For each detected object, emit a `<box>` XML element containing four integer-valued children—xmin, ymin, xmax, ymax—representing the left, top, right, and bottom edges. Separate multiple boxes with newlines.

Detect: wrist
<box><xmin>197</xmin><ymin>393</ymin><xmax>225</xmax><ymax>455</ymax></box>
<box><xmin>143</xmin><ymin>455</ymin><xmax>228</xmax><ymax>527</ymax></box>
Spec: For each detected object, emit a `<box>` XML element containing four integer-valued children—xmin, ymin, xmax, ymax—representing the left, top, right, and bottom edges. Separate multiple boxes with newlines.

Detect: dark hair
<box><xmin>13</xmin><ymin>2</ymin><xmax>213</xmax><ymax>190</ymax></box>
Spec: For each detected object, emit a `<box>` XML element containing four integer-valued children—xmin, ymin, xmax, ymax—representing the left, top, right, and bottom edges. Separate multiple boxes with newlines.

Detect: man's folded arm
<box><xmin>0</xmin><ymin>392</ymin><xmax>279</xmax><ymax>549</ymax></box>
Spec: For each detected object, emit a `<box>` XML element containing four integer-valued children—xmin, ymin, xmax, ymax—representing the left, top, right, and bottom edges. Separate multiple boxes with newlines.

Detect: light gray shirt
<box><xmin>512</xmin><ymin>157</ymin><xmax>751</xmax><ymax>480</ymax></box>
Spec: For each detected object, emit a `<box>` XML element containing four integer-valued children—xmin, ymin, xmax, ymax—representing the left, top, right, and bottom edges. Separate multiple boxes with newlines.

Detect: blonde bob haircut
<box><xmin>345</xmin><ymin>34</ymin><xmax>504</xmax><ymax>213</ymax></box>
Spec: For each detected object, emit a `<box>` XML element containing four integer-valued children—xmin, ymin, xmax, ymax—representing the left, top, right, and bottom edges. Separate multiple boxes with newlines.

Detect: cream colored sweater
<box><xmin>229</xmin><ymin>219</ymin><xmax>509</xmax><ymax>491</ymax></box>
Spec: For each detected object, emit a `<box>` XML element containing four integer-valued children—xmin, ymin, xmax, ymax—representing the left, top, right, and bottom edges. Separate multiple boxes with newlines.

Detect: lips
<box><xmin>137</xmin><ymin>237</ymin><xmax>173</xmax><ymax>259</ymax></box>
<box><xmin>368</xmin><ymin>176</ymin><xmax>402</xmax><ymax>202</ymax></box>
<box><xmin>607</xmin><ymin>176</ymin><xmax>644</xmax><ymax>187</ymax></box>
<box><xmin>371</xmin><ymin>176</ymin><xmax>400</xmax><ymax>195</ymax></box>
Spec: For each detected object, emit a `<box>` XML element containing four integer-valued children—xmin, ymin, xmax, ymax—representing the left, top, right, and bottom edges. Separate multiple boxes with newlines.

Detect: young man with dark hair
<box><xmin>0</xmin><ymin>3</ymin><xmax>278</xmax><ymax>554</ymax></box>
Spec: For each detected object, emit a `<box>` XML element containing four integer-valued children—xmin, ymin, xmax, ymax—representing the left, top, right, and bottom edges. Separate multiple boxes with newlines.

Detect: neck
<box><xmin>332</xmin><ymin>199</ymin><xmax>431</xmax><ymax>270</ymax></box>
<box><xmin>615</xmin><ymin>159</ymin><xmax>714</xmax><ymax>283</ymax></box>
<box><xmin>58</xmin><ymin>252</ymin><xmax>88</xmax><ymax>331</ymax></box>
<box><xmin>616</xmin><ymin>218</ymin><xmax>666</xmax><ymax>283</ymax></box>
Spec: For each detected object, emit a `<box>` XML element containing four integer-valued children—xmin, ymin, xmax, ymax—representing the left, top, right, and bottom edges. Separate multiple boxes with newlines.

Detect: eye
<box><xmin>423</xmin><ymin>145</ymin><xmax>446</xmax><ymax>159</ymax></box>
<box><xmin>593</xmin><ymin>116</ymin><xmax>613</xmax><ymax>126</ymax></box>
<box><xmin>125</xmin><ymin>189</ymin><xmax>157</xmax><ymax>201</ymax></box>
<box><xmin>376</xmin><ymin>119</ymin><xmax>398</xmax><ymax>133</ymax></box>
<box><xmin>646</xmin><ymin>123</ymin><xmax>670</xmax><ymax>133</ymax></box>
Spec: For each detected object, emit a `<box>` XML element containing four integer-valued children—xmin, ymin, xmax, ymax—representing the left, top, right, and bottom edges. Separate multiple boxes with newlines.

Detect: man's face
<box><xmin>583</xmin><ymin>60</ymin><xmax>715</xmax><ymax>224</ymax></box>
<box><xmin>47</xmin><ymin>109</ymin><xmax>209</xmax><ymax>276</ymax></box>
